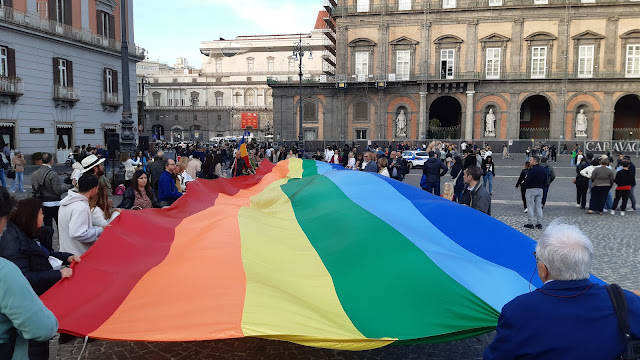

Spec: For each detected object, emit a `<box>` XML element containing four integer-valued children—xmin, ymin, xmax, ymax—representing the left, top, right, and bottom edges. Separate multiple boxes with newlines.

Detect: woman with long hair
<box><xmin>211</xmin><ymin>154</ymin><xmax>224</xmax><ymax>179</ymax></box>
<box><xmin>377</xmin><ymin>157</ymin><xmax>390</xmax><ymax>177</ymax></box>
<box><xmin>450</xmin><ymin>156</ymin><xmax>465</xmax><ymax>202</ymax></box>
<box><xmin>120</xmin><ymin>152</ymin><xmax>141</xmax><ymax>186</ymax></box>
<box><xmin>134</xmin><ymin>150</ymin><xmax>148</xmax><ymax>172</ymax></box>
<box><xmin>90</xmin><ymin>182</ymin><xmax>120</xmax><ymax>227</ymax></box>
<box><xmin>0</xmin><ymin>198</ymin><xmax>80</xmax><ymax>359</ymax></box>
<box><xmin>118</xmin><ymin>170</ymin><xmax>160</xmax><ymax>210</ymax></box>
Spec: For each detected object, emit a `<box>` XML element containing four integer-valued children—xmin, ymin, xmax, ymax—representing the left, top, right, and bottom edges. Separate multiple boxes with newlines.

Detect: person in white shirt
<box><xmin>377</xmin><ymin>157</ymin><xmax>390</xmax><ymax>177</ymax></box>
<box><xmin>90</xmin><ymin>182</ymin><xmax>120</xmax><ymax>228</ymax></box>
<box><xmin>58</xmin><ymin>174</ymin><xmax>103</xmax><ymax>256</ymax></box>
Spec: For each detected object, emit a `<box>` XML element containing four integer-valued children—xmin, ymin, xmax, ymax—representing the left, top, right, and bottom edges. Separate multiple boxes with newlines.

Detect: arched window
<box><xmin>303</xmin><ymin>101</ymin><xmax>317</xmax><ymax>123</ymax></box>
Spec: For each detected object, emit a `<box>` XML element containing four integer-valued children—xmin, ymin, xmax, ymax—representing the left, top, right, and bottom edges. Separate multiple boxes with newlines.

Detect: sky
<box><xmin>133</xmin><ymin>0</ymin><xmax>322</xmax><ymax>68</ymax></box>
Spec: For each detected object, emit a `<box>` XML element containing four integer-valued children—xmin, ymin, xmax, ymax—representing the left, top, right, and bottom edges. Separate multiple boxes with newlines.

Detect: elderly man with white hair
<box><xmin>485</xmin><ymin>220</ymin><xmax>640</xmax><ymax>359</ymax></box>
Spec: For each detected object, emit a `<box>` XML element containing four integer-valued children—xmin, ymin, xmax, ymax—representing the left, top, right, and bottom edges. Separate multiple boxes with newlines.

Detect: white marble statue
<box><xmin>575</xmin><ymin>109</ymin><xmax>588</xmax><ymax>137</ymax></box>
<box><xmin>485</xmin><ymin>109</ymin><xmax>496</xmax><ymax>136</ymax></box>
<box><xmin>396</xmin><ymin>110</ymin><xmax>407</xmax><ymax>137</ymax></box>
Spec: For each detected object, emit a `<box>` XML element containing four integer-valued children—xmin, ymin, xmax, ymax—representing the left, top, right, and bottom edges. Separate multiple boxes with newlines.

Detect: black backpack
<box><xmin>606</xmin><ymin>284</ymin><xmax>640</xmax><ymax>360</ymax></box>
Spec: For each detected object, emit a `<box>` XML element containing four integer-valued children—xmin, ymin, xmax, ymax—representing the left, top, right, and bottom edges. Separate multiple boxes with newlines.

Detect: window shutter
<box><xmin>103</xmin><ymin>68</ymin><xmax>107</xmax><ymax>92</ymax></box>
<box><xmin>4</xmin><ymin>0</ymin><xmax>13</xmax><ymax>8</ymax></box>
<box><xmin>52</xmin><ymin>57</ymin><xmax>60</xmax><ymax>85</ymax></box>
<box><xmin>7</xmin><ymin>48</ymin><xmax>16</xmax><ymax>78</ymax></box>
<box><xmin>109</xmin><ymin>14</ymin><xmax>116</xmax><ymax>40</ymax></box>
<box><xmin>96</xmin><ymin>10</ymin><xmax>103</xmax><ymax>36</ymax></box>
<box><xmin>48</xmin><ymin>0</ymin><xmax>56</xmax><ymax>21</ymax></box>
<box><xmin>66</xmin><ymin>60</ymin><xmax>73</xmax><ymax>87</ymax></box>
<box><xmin>113</xmin><ymin>69</ymin><xmax>118</xmax><ymax>93</ymax></box>
<box><xmin>64</xmin><ymin>0</ymin><xmax>72</xmax><ymax>26</ymax></box>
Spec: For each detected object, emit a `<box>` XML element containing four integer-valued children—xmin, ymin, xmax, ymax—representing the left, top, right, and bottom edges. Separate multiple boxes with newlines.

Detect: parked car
<box><xmin>402</xmin><ymin>150</ymin><xmax>430</xmax><ymax>168</ymax></box>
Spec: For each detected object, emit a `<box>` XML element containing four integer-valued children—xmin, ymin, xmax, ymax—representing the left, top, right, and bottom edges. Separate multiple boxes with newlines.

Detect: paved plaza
<box><xmin>7</xmin><ymin>154</ymin><xmax>638</xmax><ymax>359</ymax></box>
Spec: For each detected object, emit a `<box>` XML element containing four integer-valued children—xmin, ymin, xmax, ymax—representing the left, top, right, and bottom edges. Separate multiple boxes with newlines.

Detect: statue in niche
<box><xmin>485</xmin><ymin>108</ymin><xmax>496</xmax><ymax>137</ymax></box>
<box><xmin>575</xmin><ymin>109</ymin><xmax>588</xmax><ymax>137</ymax></box>
<box><xmin>396</xmin><ymin>110</ymin><xmax>407</xmax><ymax>137</ymax></box>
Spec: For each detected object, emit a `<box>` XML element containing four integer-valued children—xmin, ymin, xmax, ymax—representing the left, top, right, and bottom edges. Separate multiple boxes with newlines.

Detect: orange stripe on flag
<box><xmin>88</xmin><ymin>161</ymin><xmax>293</xmax><ymax>341</ymax></box>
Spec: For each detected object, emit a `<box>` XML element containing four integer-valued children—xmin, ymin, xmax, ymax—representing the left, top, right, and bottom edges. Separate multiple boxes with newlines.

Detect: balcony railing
<box><xmin>613</xmin><ymin>128</ymin><xmax>640</xmax><ymax>141</ymax></box>
<box><xmin>102</xmin><ymin>92</ymin><xmax>122</xmax><ymax>105</ymax></box>
<box><xmin>0</xmin><ymin>6</ymin><xmax>145</xmax><ymax>58</ymax></box>
<box><xmin>519</xmin><ymin>128</ymin><xmax>550</xmax><ymax>140</ymax></box>
<box><xmin>53</xmin><ymin>85</ymin><xmax>80</xmax><ymax>102</ymax></box>
<box><xmin>331</xmin><ymin>0</ymin><xmax>635</xmax><ymax>15</ymax></box>
<box><xmin>0</xmin><ymin>76</ymin><xmax>23</xmax><ymax>96</ymax></box>
<box><xmin>145</xmin><ymin>105</ymin><xmax>273</xmax><ymax>111</ymax></box>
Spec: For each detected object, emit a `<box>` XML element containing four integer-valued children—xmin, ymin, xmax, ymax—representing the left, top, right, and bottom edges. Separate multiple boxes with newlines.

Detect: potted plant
<box><xmin>32</xmin><ymin>152</ymin><xmax>43</xmax><ymax>165</ymax></box>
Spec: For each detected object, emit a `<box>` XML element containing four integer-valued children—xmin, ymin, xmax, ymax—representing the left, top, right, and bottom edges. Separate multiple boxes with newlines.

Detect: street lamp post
<box><xmin>119</xmin><ymin>0</ymin><xmax>136</xmax><ymax>153</ymax></box>
<box><xmin>292</xmin><ymin>34</ymin><xmax>313</xmax><ymax>146</ymax></box>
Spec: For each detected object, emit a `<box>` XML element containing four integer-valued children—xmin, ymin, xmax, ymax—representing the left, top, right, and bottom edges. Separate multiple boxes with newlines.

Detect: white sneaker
<box><xmin>628</xmin><ymin>208</ymin><xmax>635</xmax><ymax>212</ymax></box>
<box><xmin>575</xmin><ymin>204</ymin><xmax>581</xmax><ymax>207</ymax></box>
<box><xmin>524</xmin><ymin>208</ymin><xmax>528</xmax><ymax>213</ymax></box>
<box><xmin>610</xmin><ymin>210</ymin><xmax>615</xmax><ymax>215</ymax></box>
<box><xmin>621</xmin><ymin>211</ymin><xmax>626</xmax><ymax>216</ymax></box>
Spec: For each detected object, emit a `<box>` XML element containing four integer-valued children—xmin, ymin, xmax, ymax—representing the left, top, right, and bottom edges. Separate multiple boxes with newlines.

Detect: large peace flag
<box><xmin>40</xmin><ymin>159</ymin><xmax>588</xmax><ymax>350</ymax></box>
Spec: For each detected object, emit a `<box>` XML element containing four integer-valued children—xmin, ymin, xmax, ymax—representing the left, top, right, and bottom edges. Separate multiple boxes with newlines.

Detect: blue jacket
<box><xmin>157</xmin><ymin>170</ymin><xmax>182</xmax><ymax>204</ymax></box>
<box><xmin>484</xmin><ymin>279</ymin><xmax>640</xmax><ymax>360</ymax></box>
<box><xmin>524</xmin><ymin>164</ymin><xmax>546</xmax><ymax>189</ymax></box>
<box><xmin>422</xmin><ymin>157</ymin><xmax>448</xmax><ymax>183</ymax></box>
<box><xmin>363</xmin><ymin>161</ymin><xmax>377</xmax><ymax>173</ymax></box>
<box><xmin>0</xmin><ymin>258</ymin><xmax>58</xmax><ymax>360</ymax></box>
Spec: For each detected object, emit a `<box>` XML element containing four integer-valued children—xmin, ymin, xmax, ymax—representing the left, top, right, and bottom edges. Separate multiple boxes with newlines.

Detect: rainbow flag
<box><xmin>40</xmin><ymin>159</ymin><xmax>600</xmax><ymax>350</ymax></box>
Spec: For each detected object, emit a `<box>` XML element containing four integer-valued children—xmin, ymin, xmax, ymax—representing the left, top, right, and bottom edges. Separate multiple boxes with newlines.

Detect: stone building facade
<box><xmin>138</xmin><ymin>19</ymin><xmax>329</xmax><ymax>144</ymax></box>
<box><xmin>271</xmin><ymin>0</ymin><xmax>640</xmax><ymax>142</ymax></box>
<box><xmin>0</xmin><ymin>0</ymin><xmax>143</xmax><ymax>162</ymax></box>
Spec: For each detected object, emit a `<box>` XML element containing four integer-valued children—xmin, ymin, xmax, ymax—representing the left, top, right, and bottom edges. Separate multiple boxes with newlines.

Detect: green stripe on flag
<box><xmin>281</xmin><ymin>174</ymin><xmax>498</xmax><ymax>341</ymax></box>
<box><xmin>301</xmin><ymin>159</ymin><xmax>318</xmax><ymax>177</ymax></box>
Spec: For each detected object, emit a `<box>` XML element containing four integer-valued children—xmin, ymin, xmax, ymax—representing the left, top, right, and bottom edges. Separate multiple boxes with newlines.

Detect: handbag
<box><xmin>605</xmin><ymin>284</ymin><xmax>640</xmax><ymax>359</ymax></box>
<box><xmin>6</xmin><ymin>169</ymin><xmax>15</xmax><ymax>179</ymax></box>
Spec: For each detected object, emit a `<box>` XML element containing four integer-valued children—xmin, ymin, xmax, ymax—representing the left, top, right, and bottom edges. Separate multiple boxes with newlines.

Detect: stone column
<box><xmin>378</xmin><ymin>25</ymin><xmax>389</xmax><ymax>75</ymax></box>
<box><xmin>336</xmin><ymin>25</ymin><xmax>349</xmax><ymax>75</ymax></box>
<box><xmin>419</xmin><ymin>92</ymin><xmax>427</xmax><ymax>140</ymax></box>
<box><xmin>604</xmin><ymin>16</ymin><xmax>619</xmax><ymax>72</ymax></box>
<box><xmin>601</xmin><ymin>92</ymin><xmax>614</xmax><ymax>141</ymax></box>
<box><xmin>465</xmin><ymin>91</ymin><xmax>475</xmax><ymax>140</ymax></box>
<box><xmin>466</xmin><ymin>20</ymin><xmax>478</xmax><ymax>74</ymax></box>
<box><xmin>511</xmin><ymin>19</ymin><xmax>524</xmax><ymax>73</ymax></box>
<box><xmin>508</xmin><ymin>92</ymin><xmax>520</xmax><ymax>139</ymax></box>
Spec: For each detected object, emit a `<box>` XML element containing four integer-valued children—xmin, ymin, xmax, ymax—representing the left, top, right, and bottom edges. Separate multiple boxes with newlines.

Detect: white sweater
<box><xmin>91</xmin><ymin>207</ymin><xmax>120</xmax><ymax>228</ymax></box>
<box><xmin>58</xmin><ymin>190</ymin><xmax>103</xmax><ymax>255</ymax></box>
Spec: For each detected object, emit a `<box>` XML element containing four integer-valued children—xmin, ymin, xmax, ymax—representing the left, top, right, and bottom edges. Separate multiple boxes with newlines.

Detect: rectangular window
<box><xmin>489</xmin><ymin>0</ymin><xmax>502</xmax><ymax>5</ymax></box>
<box><xmin>154</xmin><ymin>97</ymin><xmax>160</xmax><ymax>106</ymax></box>
<box><xmin>105</xmin><ymin>68</ymin><xmax>113</xmax><ymax>93</ymax></box>
<box><xmin>167</xmin><ymin>91</ymin><xmax>172</xmax><ymax>106</ymax></box>
<box><xmin>303</xmin><ymin>129</ymin><xmax>317</xmax><ymax>140</ymax></box>
<box><xmin>289</xmin><ymin>59</ymin><xmax>295</xmax><ymax>72</ymax></box>
<box><xmin>577</xmin><ymin>45</ymin><xmax>594</xmax><ymax>78</ymax></box>
<box><xmin>37</xmin><ymin>1</ymin><xmax>48</xmax><ymax>18</ymax></box>
<box><xmin>531</xmin><ymin>46</ymin><xmax>547</xmax><ymax>79</ymax></box>
<box><xmin>357</xmin><ymin>0</ymin><xmax>369</xmax><ymax>12</ymax></box>
<box><xmin>268</xmin><ymin>59</ymin><xmax>274</xmax><ymax>72</ymax></box>
<box><xmin>355</xmin><ymin>51</ymin><xmax>369</xmax><ymax>77</ymax></box>
<box><xmin>0</xmin><ymin>47</ymin><xmax>6</xmax><ymax>78</ymax></box>
<box><xmin>58</xmin><ymin>58</ymin><xmax>67</xmax><ymax>87</ymax></box>
<box><xmin>486</xmin><ymin>48</ymin><xmax>501</xmax><ymax>79</ymax></box>
<box><xmin>247</xmin><ymin>59</ymin><xmax>254</xmax><ymax>72</ymax></box>
<box><xmin>626</xmin><ymin>44</ymin><xmax>640</xmax><ymax>78</ymax></box>
<box><xmin>396</xmin><ymin>50</ymin><xmax>410</xmax><ymax>80</ymax></box>
<box><xmin>443</xmin><ymin>0</ymin><xmax>456</xmax><ymax>8</ymax></box>
<box><xmin>56</xmin><ymin>0</ymin><xmax>64</xmax><ymax>23</ymax></box>
<box><xmin>440</xmin><ymin>49</ymin><xmax>455</xmax><ymax>79</ymax></box>
<box><xmin>398</xmin><ymin>0</ymin><xmax>411</xmax><ymax>10</ymax></box>
<box><xmin>356</xmin><ymin>129</ymin><xmax>368</xmax><ymax>140</ymax></box>
<box><xmin>216</xmin><ymin>95</ymin><xmax>223</xmax><ymax>106</ymax></box>
<box><xmin>215</xmin><ymin>60</ymin><xmax>222</xmax><ymax>72</ymax></box>
<box><xmin>101</xmin><ymin>11</ymin><xmax>110</xmax><ymax>38</ymax></box>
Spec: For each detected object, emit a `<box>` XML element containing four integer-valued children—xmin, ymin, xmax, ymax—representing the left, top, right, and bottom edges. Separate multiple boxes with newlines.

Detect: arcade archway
<box><xmin>428</xmin><ymin>96</ymin><xmax>461</xmax><ymax>139</ymax></box>
<box><xmin>613</xmin><ymin>95</ymin><xmax>640</xmax><ymax>140</ymax></box>
<box><xmin>519</xmin><ymin>95</ymin><xmax>550</xmax><ymax>139</ymax></box>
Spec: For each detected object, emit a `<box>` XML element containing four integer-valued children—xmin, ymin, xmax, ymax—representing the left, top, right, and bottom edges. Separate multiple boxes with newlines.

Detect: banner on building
<box><xmin>241</xmin><ymin>113</ymin><xmax>258</xmax><ymax>129</ymax></box>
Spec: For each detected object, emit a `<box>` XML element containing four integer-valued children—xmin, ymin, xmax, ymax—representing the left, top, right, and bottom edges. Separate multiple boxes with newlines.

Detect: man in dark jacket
<box><xmin>30</xmin><ymin>153</ymin><xmax>74</xmax><ymax>228</ymax></box>
<box><xmin>157</xmin><ymin>159</ymin><xmax>182</xmax><ymax>206</ymax></box>
<box><xmin>148</xmin><ymin>150</ymin><xmax>165</xmax><ymax>195</ymax></box>
<box><xmin>460</xmin><ymin>165</ymin><xmax>491</xmax><ymax>215</ymax></box>
<box><xmin>524</xmin><ymin>156</ymin><xmax>547</xmax><ymax>229</ymax></box>
<box><xmin>539</xmin><ymin>157</ymin><xmax>556</xmax><ymax>207</ymax></box>
<box><xmin>422</xmin><ymin>151</ymin><xmax>448</xmax><ymax>195</ymax></box>
<box><xmin>575</xmin><ymin>154</ymin><xmax>591</xmax><ymax>209</ymax></box>
<box><xmin>388</xmin><ymin>151</ymin><xmax>407</xmax><ymax>181</ymax></box>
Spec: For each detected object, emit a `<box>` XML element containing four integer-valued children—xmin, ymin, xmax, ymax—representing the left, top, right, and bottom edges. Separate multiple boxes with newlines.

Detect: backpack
<box><xmin>114</xmin><ymin>184</ymin><xmax>126</xmax><ymax>196</ymax></box>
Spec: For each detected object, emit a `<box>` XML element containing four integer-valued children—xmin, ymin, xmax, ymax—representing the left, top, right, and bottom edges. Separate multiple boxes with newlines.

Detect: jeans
<box><xmin>629</xmin><ymin>186</ymin><xmax>636</xmax><ymax>210</ymax></box>
<box><xmin>605</xmin><ymin>190</ymin><xmax>613</xmax><ymax>210</ymax></box>
<box><xmin>571</xmin><ymin>158</ymin><xmax>576</xmax><ymax>167</ymax></box>
<box><xmin>9</xmin><ymin>171</ymin><xmax>24</xmax><ymax>192</ymax></box>
<box><xmin>0</xmin><ymin>168</ymin><xmax>5</xmax><ymax>187</ymax></box>
<box><xmin>423</xmin><ymin>181</ymin><xmax>440</xmax><ymax>196</ymax></box>
<box><xmin>520</xmin><ymin>187</ymin><xmax>527</xmax><ymax>209</ymax></box>
<box><xmin>526</xmin><ymin>188</ymin><xmax>544</xmax><ymax>225</ymax></box>
<box><xmin>542</xmin><ymin>185</ymin><xmax>550</xmax><ymax>206</ymax></box>
<box><xmin>483</xmin><ymin>172</ymin><xmax>493</xmax><ymax>194</ymax></box>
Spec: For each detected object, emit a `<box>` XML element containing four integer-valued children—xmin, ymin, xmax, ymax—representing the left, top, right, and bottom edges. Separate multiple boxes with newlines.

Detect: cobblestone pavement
<box><xmin>8</xmin><ymin>155</ymin><xmax>637</xmax><ymax>359</ymax></box>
